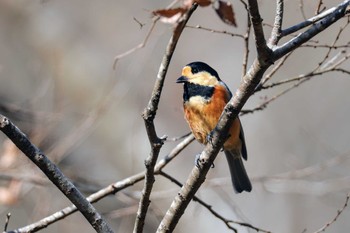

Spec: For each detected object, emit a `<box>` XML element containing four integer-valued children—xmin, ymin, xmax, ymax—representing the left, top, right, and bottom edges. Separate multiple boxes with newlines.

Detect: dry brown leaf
<box><xmin>153</xmin><ymin>8</ymin><xmax>187</xmax><ymax>24</ymax></box>
<box><xmin>183</xmin><ymin>0</ymin><xmax>212</xmax><ymax>8</ymax></box>
<box><xmin>213</xmin><ymin>0</ymin><xmax>237</xmax><ymax>27</ymax></box>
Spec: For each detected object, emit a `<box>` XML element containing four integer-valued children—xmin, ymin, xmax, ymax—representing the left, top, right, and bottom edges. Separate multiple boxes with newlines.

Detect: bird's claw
<box><xmin>206</xmin><ymin>132</ymin><xmax>214</xmax><ymax>145</ymax></box>
<box><xmin>195</xmin><ymin>154</ymin><xmax>215</xmax><ymax>169</ymax></box>
<box><xmin>195</xmin><ymin>154</ymin><xmax>201</xmax><ymax>168</ymax></box>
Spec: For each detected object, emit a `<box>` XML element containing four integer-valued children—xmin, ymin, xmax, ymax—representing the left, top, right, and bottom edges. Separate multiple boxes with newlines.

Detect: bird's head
<box><xmin>176</xmin><ymin>61</ymin><xmax>221</xmax><ymax>86</ymax></box>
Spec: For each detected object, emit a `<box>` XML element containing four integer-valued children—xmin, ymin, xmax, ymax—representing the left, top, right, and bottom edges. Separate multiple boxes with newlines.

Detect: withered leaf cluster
<box><xmin>153</xmin><ymin>0</ymin><xmax>237</xmax><ymax>26</ymax></box>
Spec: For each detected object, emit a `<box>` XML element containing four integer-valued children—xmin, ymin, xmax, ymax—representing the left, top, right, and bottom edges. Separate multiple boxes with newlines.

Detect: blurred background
<box><xmin>0</xmin><ymin>0</ymin><xmax>349</xmax><ymax>232</ymax></box>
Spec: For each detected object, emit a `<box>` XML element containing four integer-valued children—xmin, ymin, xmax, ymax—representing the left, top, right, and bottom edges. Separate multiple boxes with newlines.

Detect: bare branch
<box><xmin>247</xmin><ymin>0</ymin><xmax>272</xmax><ymax>63</ymax></box>
<box><xmin>133</xmin><ymin>17</ymin><xmax>145</xmax><ymax>29</ymax></box>
<box><xmin>256</xmin><ymin>51</ymin><xmax>294</xmax><ymax>91</ymax></box>
<box><xmin>241</xmin><ymin>77</ymin><xmax>307</xmax><ymax>115</ymax></box>
<box><xmin>113</xmin><ymin>18</ymin><xmax>158</xmax><ymax>69</ymax></box>
<box><xmin>315</xmin><ymin>0</ymin><xmax>325</xmax><ymax>15</ymax></box>
<box><xmin>186</xmin><ymin>25</ymin><xmax>244</xmax><ymax>38</ymax></box>
<box><xmin>313</xmin><ymin>192</ymin><xmax>350</xmax><ymax>233</ymax></box>
<box><xmin>281</xmin><ymin>4</ymin><xmax>340</xmax><ymax>37</ymax></box>
<box><xmin>274</xmin><ymin>0</ymin><xmax>350</xmax><ymax>61</ymax></box>
<box><xmin>156</xmin><ymin>1</ymin><xmax>273</xmax><ymax>231</ymax></box>
<box><xmin>299</xmin><ymin>0</ymin><xmax>307</xmax><ymax>20</ymax></box>
<box><xmin>301</xmin><ymin>43</ymin><xmax>350</xmax><ymax>49</ymax></box>
<box><xmin>157</xmin><ymin>3</ymin><xmax>350</xmax><ymax>231</ymax></box>
<box><xmin>240</xmin><ymin>0</ymin><xmax>251</xmax><ymax>77</ymax></box>
<box><xmin>8</xmin><ymin>134</ymin><xmax>194</xmax><ymax>233</ymax></box>
<box><xmin>165</xmin><ymin>132</ymin><xmax>192</xmax><ymax>142</ymax></box>
<box><xmin>154</xmin><ymin>134</ymin><xmax>195</xmax><ymax>172</ymax></box>
<box><xmin>268</xmin><ymin>0</ymin><xmax>284</xmax><ymax>46</ymax></box>
<box><xmin>134</xmin><ymin>4</ymin><xmax>198</xmax><ymax>233</ymax></box>
<box><xmin>0</xmin><ymin>115</ymin><xmax>113</xmax><ymax>233</ymax></box>
<box><xmin>317</xmin><ymin>17</ymin><xmax>350</xmax><ymax>69</ymax></box>
<box><xmin>160</xmin><ymin>171</ymin><xmax>271</xmax><ymax>233</ymax></box>
<box><xmin>3</xmin><ymin>213</ymin><xmax>11</xmax><ymax>232</ymax></box>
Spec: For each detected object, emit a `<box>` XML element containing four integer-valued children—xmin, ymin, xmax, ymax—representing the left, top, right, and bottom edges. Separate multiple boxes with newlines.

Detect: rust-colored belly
<box><xmin>183</xmin><ymin>86</ymin><xmax>241</xmax><ymax>150</ymax></box>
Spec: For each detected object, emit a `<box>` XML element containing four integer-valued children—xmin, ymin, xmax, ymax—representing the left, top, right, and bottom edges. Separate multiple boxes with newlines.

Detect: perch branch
<box><xmin>0</xmin><ymin>115</ymin><xmax>113</xmax><ymax>233</ymax></box>
<box><xmin>7</xmin><ymin>134</ymin><xmax>194</xmax><ymax>233</ymax></box>
<box><xmin>157</xmin><ymin>1</ymin><xmax>350</xmax><ymax>232</ymax></box>
<box><xmin>134</xmin><ymin>4</ymin><xmax>198</xmax><ymax>233</ymax></box>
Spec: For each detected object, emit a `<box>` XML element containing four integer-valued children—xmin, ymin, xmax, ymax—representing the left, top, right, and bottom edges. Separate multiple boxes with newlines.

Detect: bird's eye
<box><xmin>191</xmin><ymin>67</ymin><xmax>198</xmax><ymax>74</ymax></box>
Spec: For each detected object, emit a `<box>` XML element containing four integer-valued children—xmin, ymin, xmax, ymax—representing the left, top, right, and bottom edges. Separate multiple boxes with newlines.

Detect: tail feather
<box><xmin>224</xmin><ymin>150</ymin><xmax>252</xmax><ymax>193</ymax></box>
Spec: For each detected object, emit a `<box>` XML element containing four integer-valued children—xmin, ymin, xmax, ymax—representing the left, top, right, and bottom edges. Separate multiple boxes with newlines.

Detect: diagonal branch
<box><xmin>159</xmin><ymin>171</ymin><xmax>271</xmax><ymax>233</ymax></box>
<box><xmin>157</xmin><ymin>1</ymin><xmax>350</xmax><ymax>232</ymax></box>
<box><xmin>313</xmin><ymin>192</ymin><xmax>350</xmax><ymax>233</ymax></box>
<box><xmin>134</xmin><ymin>4</ymin><xmax>198</xmax><ymax>233</ymax></box>
<box><xmin>0</xmin><ymin>115</ymin><xmax>113</xmax><ymax>233</ymax></box>
<box><xmin>274</xmin><ymin>0</ymin><xmax>350</xmax><ymax>60</ymax></box>
<box><xmin>282</xmin><ymin>4</ymin><xmax>341</xmax><ymax>37</ymax></box>
<box><xmin>7</xmin><ymin>134</ymin><xmax>194</xmax><ymax>233</ymax></box>
<box><xmin>157</xmin><ymin>2</ymin><xmax>271</xmax><ymax>232</ymax></box>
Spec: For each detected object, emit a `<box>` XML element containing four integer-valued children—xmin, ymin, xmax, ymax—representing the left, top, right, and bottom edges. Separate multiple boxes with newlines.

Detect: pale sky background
<box><xmin>0</xmin><ymin>1</ymin><xmax>349</xmax><ymax>232</ymax></box>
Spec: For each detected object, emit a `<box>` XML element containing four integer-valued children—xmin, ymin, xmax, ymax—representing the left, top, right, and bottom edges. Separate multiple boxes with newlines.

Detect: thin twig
<box><xmin>156</xmin><ymin>0</ymin><xmax>272</xmax><ymax>232</ymax></box>
<box><xmin>133</xmin><ymin>17</ymin><xmax>145</xmax><ymax>29</ymax></box>
<box><xmin>241</xmin><ymin>78</ymin><xmax>308</xmax><ymax>115</ymax></box>
<box><xmin>0</xmin><ymin>115</ymin><xmax>113</xmax><ymax>233</ymax></box>
<box><xmin>113</xmin><ymin>18</ymin><xmax>158</xmax><ymax>69</ymax></box>
<box><xmin>240</xmin><ymin>0</ymin><xmax>251</xmax><ymax>78</ymax></box>
<box><xmin>317</xmin><ymin>16</ymin><xmax>350</xmax><ymax>69</ymax></box>
<box><xmin>165</xmin><ymin>132</ymin><xmax>192</xmax><ymax>142</ymax></box>
<box><xmin>313</xmin><ymin>192</ymin><xmax>350</xmax><ymax>233</ymax></box>
<box><xmin>157</xmin><ymin>1</ymin><xmax>350</xmax><ymax>232</ymax></box>
<box><xmin>281</xmin><ymin>4</ymin><xmax>339</xmax><ymax>37</ymax></box>
<box><xmin>159</xmin><ymin>171</ymin><xmax>271</xmax><ymax>233</ymax></box>
<box><xmin>186</xmin><ymin>25</ymin><xmax>244</xmax><ymax>38</ymax></box>
<box><xmin>256</xmin><ymin>51</ymin><xmax>293</xmax><ymax>91</ymax></box>
<box><xmin>299</xmin><ymin>0</ymin><xmax>307</xmax><ymax>21</ymax></box>
<box><xmin>262</xmin><ymin>51</ymin><xmax>350</xmax><ymax>90</ymax></box>
<box><xmin>3</xmin><ymin>213</ymin><xmax>11</xmax><ymax>232</ymax></box>
<box><xmin>274</xmin><ymin>0</ymin><xmax>350</xmax><ymax>60</ymax></box>
<box><xmin>300</xmin><ymin>43</ymin><xmax>350</xmax><ymax>49</ymax></box>
<box><xmin>134</xmin><ymin>4</ymin><xmax>198</xmax><ymax>233</ymax></box>
<box><xmin>243</xmin><ymin>49</ymin><xmax>350</xmax><ymax>114</ymax></box>
<box><xmin>315</xmin><ymin>0</ymin><xmax>324</xmax><ymax>15</ymax></box>
<box><xmin>7</xmin><ymin>134</ymin><xmax>194</xmax><ymax>233</ymax></box>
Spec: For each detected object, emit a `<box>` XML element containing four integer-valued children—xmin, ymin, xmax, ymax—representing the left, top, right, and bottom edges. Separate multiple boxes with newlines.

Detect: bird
<box><xmin>176</xmin><ymin>61</ymin><xmax>252</xmax><ymax>193</ymax></box>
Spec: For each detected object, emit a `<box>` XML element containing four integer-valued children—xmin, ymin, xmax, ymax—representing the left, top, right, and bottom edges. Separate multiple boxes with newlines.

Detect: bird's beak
<box><xmin>176</xmin><ymin>76</ymin><xmax>188</xmax><ymax>83</ymax></box>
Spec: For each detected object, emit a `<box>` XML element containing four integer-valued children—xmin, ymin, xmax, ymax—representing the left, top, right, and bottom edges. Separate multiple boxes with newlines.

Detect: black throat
<box><xmin>183</xmin><ymin>83</ymin><xmax>214</xmax><ymax>102</ymax></box>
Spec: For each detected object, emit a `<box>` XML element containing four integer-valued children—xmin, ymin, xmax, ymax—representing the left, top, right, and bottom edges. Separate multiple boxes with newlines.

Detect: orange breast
<box><xmin>184</xmin><ymin>85</ymin><xmax>241</xmax><ymax>150</ymax></box>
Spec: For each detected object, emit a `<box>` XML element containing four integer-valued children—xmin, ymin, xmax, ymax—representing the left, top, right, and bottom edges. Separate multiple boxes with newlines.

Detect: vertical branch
<box><xmin>157</xmin><ymin>2</ymin><xmax>274</xmax><ymax>231</ymax></box>
<box><xmin>0</xmin><ymin>115</ymin><xmax>113</xmax><ymax>233</ymax></box>
<box><xmin>247</xmin><ymin>0</ymin><xmax>272</xmax><ymax>63</ymax></box>
<box><xmin>133</xmin><ymin>4</ymin><xmax>198</xmax><ymax>233</ymax></box>
<box><xmin>268</xmin><ymin>0</ymin><xmax>284</xmax><ymax>46</ymax></box>
<box><xmin>240</xmin><ymin>0</ymin><xmax>251</xmax><ymax>77</ymax></box>
<box><xmin>8</xmin><ymin>134</ymin><xmax>194</xmax><ymax>233</ymax></box>
<box><xmin>157</xmin><ymin>1</ymin><xmax>350</xmax><ymax>232</ymax></box>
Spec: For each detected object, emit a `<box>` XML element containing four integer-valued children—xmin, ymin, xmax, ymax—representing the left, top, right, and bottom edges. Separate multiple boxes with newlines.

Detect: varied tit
<box><xmin>176</xmin><ymin>61</ymin><xmax>252</xmax><ymax>193</ymax></box>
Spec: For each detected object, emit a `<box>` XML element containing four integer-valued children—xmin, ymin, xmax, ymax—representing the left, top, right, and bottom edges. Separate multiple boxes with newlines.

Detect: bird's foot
<box><xmin>206</xmin><ymin>132</ymin><xmax>214</xmax><ymax>145</ymax></box>
<box><xmin>195</xmin><ymin>154</ymin><xmax>214</xmax><ymax>168</ymax></box>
